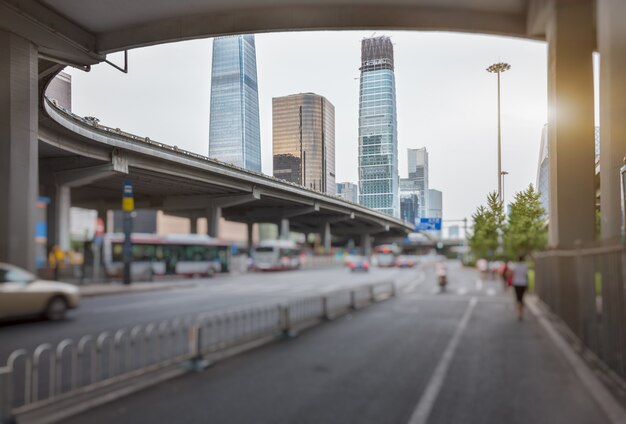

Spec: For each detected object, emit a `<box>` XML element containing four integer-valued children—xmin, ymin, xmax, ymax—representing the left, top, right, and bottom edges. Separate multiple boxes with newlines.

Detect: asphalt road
<box><xmin>0</xmin><ymin>266</ymin><xmax>416</xmax><ymax>363</ymax></box>
<box><xmin>64</xmin><ymin>261</ymin><xmax>610</xmax><ymax>424</ymax></box>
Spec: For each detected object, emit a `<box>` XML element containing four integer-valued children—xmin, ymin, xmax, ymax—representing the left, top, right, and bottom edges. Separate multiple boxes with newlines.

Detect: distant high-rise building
<box><xmin>428</xmin><ymin>189</ymin><xmax>443</xmax><ymax>219</ymax></box>
<box><xmin>399</xmin><ymin>178</ymin><xmax>420</xmax><ymax>225</ymax></box>
<box><xmin>272</xmin><ymin>93</ymin><xmax>335</xmax><ymax>194</ymax></box>
<box><xmin>336</xmin><ymin>182</ymin><xmax>358</xmax><ymax>203</ymax></box>
<box><xmin>209</xmin><ymin>35</ymin><xmax>261</xmax><ymax>171</ymax></box>
<box><xmin>407</xmin><ymin>147</ymin><xmax>429</xmax><ymax>218</ymax></box>
<box><xmin>358</xmin><ymin>36</ymin><xmax>399</xmax><ymax>217</ymax></box>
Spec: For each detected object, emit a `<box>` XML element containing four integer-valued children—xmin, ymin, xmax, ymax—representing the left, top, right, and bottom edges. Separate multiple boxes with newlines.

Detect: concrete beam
<box><xmin>243</xmin><ymin>203</ymin><xmax>320</xmax><ymax>221</ymax></box>
<box><xmin>54</xmin><ymin>163</ymin><xmax>123</xmax><ymax>188</ymax></box>
<box><xmin>97</xmin><ymin>5</ymin><xmax>528</xmax><ymax>54</ymax></box>
<box><xmin>526</xmin><ymin>0</ymin><xmax>550</xmax><ymax>38</ymax></box>
<box><xmin>161</xmin><ymin>188</ymin><xmax>260</xmax><ymax>212</ymax></box>
<box><xmin>0</xmin><ymin>0</ymin><xmax>102</xmax><ymax>66</ymax></box>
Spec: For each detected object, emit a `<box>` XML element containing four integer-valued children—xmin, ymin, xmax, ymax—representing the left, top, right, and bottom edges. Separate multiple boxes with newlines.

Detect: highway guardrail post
<box><xmin>0</xmin><ymin>367</ymin><xmax>14</xmax><ymax>424</ymax></box>
<box><xmin>350</xmin><ymin>290</ymin><xmax>357</xmax><ymax>310</ymax></box>
<box><xmin>280</xmin><ymin>305</ymin><xmax>296</xmax><ymax>338</ymax></box>
<box><xmin>183</xmin><ymin>325</ymin><xmax>209</xmax><ymax>371</ymax></box>
<box><xmin>391</xmin><ymin>281</ymin><xmax>397</xmax><ymax>297</ymax></box>
<box><xmin>321</xmin><ymin>297</ymin><xmax>331</xmax><ymax>321</ymax></box>
<box><xmin>368</xmin><ymin>285</ymin><xmax>375</xmax><ymax>303</ymax></box>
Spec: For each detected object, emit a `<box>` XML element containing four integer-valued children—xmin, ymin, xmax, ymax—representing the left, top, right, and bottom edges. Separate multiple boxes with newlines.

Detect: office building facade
<box><xmin>209</xmin><ymin>35</ymin><xmax>262</xmax><ymax>171</ymax></box>
<box><xmin>336</xmin><ymin>182</ymin><xmax>358</xmax><ymax>203</ymax></box>
<box><xmin>428</xmin><ymin>189</ymin><xmax>443</xmax><ymax>219</ymax></box>
<box><xmin>273</xmin><ymin>93</ymin><xmax>335</xmax><ymax>194</ymax></box>
<box><xmin>357</xmin><ymin>36</ymin><xmax>399</xmax><ymax>217</ymax></box>
<box><xmin>406</xmin><ymin>147</ymin><xmax>429</xmax><ymax>218</ymax></box>
<box><xmin>399</xmin><ymin>178</ymin><xmax>420</xmax><ymax>225</ymax></box>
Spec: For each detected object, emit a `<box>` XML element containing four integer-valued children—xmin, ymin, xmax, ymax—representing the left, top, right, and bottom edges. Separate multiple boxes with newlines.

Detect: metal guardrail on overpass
<box><xmin>39</xmin><ymin>97</ymin><xmax>412</xmax><ymax>239</ymax></box>
<box><xmin>534</xmin><ymin>244</ymin><xmax>626</xmax><ymax>380</ymax></box>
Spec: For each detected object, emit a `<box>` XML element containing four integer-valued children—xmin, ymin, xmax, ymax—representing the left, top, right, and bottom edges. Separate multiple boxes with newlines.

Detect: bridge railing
<box><xmin>0</xmin><ymin>280</ymin><xmax>395</xmax><ymax>422</ymax></box>
<box><xmin>534</xmin><ymin>244</ymin><xmax>626</xmax><ymax>379</ymax></box>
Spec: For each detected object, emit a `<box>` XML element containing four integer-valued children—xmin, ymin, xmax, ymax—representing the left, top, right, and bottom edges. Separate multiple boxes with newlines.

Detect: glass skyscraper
<box><xmin>406</xmin><ymin>147</ymin><xmax>429</xmax><ymax>218</ymax></box>
<box><xmin>209</xmin><ymin>35</ymin><xmax>262</xmax><ymax>172</ymax></box>
<box><xmin>272</xmin><ymin>93</ymin><xmax>336</xmax><ymax>194</ymax></box>
<box><xmin>357</xmin><ymin>36</ymin><xmax>399</xmax><ymax>217</ymax></box>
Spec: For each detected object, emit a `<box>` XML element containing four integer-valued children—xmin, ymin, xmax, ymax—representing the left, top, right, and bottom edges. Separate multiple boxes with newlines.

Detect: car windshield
<box><xmin>1</xmin><ymin>267</ymin><xmax>35</xmax><ymax>283</ymax></box>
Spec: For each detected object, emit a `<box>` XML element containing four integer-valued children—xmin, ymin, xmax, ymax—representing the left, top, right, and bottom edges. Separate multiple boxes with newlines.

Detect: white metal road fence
<box><xmin>0</xmin><ymin>280</ymin><xmax>396</xmax><ymax>424</ymax></box>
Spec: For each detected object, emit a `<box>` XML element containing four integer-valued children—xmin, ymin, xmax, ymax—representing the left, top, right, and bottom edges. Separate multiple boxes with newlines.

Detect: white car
<box><xmin>0</xmin><ymin>263</ymin><xmax>80</xmax><ymax>321</ymax></box>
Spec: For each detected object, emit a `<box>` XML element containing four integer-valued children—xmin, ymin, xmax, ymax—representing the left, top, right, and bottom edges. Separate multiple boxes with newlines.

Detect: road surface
<box><xmin>64</xmin><ymin>261</ymin><xmax>611</xmax><ymax>424</ymax></box>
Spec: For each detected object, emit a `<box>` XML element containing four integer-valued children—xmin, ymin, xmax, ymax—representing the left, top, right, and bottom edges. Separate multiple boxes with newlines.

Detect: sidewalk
<box><xmin>78</xmin><ymin>281</ymin><xmax>197</xmax><ymax>297</ymax></box>
<box><xmin>63</xmin><ymin>276</ymin><xmax>622</xmax><ymax>424</ymax></box>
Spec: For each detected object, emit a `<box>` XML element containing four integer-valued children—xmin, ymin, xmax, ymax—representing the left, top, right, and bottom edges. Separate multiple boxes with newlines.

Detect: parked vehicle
<box><xmin>395</xmin><ymin>255</ymin><xmax>417</xmax><ymax>268</ymax></box>
<box><xmin>252</xmin><ymin>240</ymin><xmax>302</xmax><ymax>271</ymax></box>
<box><xmin>373</xmin><ymin>245</ymin><xmax>400</xmax><ymax>268</ymax></box>
<box><xmin>345</xmin><ymin>255</ymin><xmax>370</xmax><ymax>272</ymax></box>
<box><xmin>103</xmin><ymin>233</ymin><xmax>230</xmax><ymax>279</ymax></box>
<box><xmin>0</xmin><ymin>263</ymin><xmax>80</xmax><ymax>321</ymax></box>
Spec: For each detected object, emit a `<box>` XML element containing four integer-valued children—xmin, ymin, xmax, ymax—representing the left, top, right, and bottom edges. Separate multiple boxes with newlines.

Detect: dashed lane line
<box><xmin>407</xmin><ymin>297</ymin><xmax>478</xmax><ymax>424</ymax></box>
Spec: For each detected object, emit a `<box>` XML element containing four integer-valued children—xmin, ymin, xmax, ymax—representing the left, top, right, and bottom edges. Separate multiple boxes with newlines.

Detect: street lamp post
<box><xmin>501</xmin><ymin>171</ymin><xmax>509</xmax><ymax>203</ymax></box>
<box><xmin>487</xmin><ymin>62</ymin><xmax>511</xmax><ymax>203</ymax></box>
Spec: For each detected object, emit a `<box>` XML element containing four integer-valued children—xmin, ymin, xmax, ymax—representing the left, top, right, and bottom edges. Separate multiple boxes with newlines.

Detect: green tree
<box><xmin>503</xmin><ymin>184</ymin><xmax>547</xmax><ymax>259</ymax></box>
<box><xmin>469</xmin><ymin>191</ymin><xmax>504</xmax><ymax>260</ymax></box>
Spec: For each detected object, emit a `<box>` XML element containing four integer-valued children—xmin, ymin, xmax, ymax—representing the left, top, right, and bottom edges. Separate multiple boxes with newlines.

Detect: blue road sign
<box><xmin>415</xmin><ymin>217</ymin><xmax>442</xmax><ymax>231</ymax></box>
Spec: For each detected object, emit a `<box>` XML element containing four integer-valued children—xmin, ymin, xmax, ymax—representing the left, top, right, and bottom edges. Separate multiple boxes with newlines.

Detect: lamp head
<box><xmin>487</xmin><ymin>63</ymin><xmax>511</xmax><ymax>73</ymax></box>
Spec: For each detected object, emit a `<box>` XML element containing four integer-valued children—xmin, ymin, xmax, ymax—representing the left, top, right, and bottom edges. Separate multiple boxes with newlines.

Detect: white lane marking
<box><xmin>486</xmin><ymin>288</ymin><xmax>496</xmax><ymax>296</ymax></box>
<box><xmin>457</xmin><ymin>288</ymin><xmax>467</xmax><ymax>296</ymax></box>
<box><xmin>407</xmin><ymin>297</ymin><xmax>478</xmax><ymax>424</ymax></box>
<box><xmin>475</xmin><ymin>279</ymin><xmax>483</xmax><ymax>291</ymax></box>
<box><xmin>526</xmin><ymin>297</ymin><xmax>626</xmax><ymax>424</ymax></box>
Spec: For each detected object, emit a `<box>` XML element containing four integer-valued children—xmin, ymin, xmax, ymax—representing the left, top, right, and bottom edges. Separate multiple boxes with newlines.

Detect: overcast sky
<box><xmin>68</xmin><ymin>30</ymin><xmax>549</xmax><ymax>223</ymax></box>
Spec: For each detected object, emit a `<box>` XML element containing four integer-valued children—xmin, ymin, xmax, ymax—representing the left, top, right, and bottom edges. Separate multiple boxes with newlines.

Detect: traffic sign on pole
<box><xmin>122</xmin><ymin>180</ymin><xmax>134</xmax><ymax>285</ymax></box>
<box><xmin>415</xmin><ymin>218</ymin><xmax>442</xmax><ymax>232</ymax></box>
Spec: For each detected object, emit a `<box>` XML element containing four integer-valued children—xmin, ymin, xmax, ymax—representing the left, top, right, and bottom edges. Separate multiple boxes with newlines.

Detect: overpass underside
<box><xmin>1</xmin><ymin>0</ymin><xmax>625</xmax><ymax>272</ymax></box>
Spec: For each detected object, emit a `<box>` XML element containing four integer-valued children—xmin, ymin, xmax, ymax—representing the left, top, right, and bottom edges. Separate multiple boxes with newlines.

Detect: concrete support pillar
<box><xmin>189</xmin><ymin>215</ymin><xmax>198</xmax><ymax>234</ymax></box>
<box><xmin>0</xmin><ymin>32</ymin><xmax>38</xmax><ymax>271</ymax></box>
<box><xmin>546</xmin><ymin>0</ymin><xmax>596</xmax><ymax>247</ymax></box>
<box><xmin>360</xmin><ymin>234</ymin><xmax>372</xmax><ymax>257</ymax></box>
<box><xmin>47</xmin><ymin>185</ymin><xmax>71</xmax><ymax>252</ymax></box>
<box><xmin>205</xmin><ymin>206</ymin><xmax>221</xmax><ymax>238</ymax></box>
<box><xmin>57</xmin><ymin>186</ymin><xmax>71</xmax><ymax>251</ymax></box>
<box><xmin>598</xmin><ymin>0</ymin><xmax>626</xmax><ymax>241</ymax></box>
<box><xmin>247</xmin><ymin>222</ymin><xmax>254</xmax><ymax>249</ymax></box>
<box><xmin>320</xmin><ymin>222</ymin><xmax>331</xmax><ymax>253</ymax></box>
<box><xmin>279</xmin><ymin>219</ymin><xmax>290</xmax><ymax>240</ymax></box>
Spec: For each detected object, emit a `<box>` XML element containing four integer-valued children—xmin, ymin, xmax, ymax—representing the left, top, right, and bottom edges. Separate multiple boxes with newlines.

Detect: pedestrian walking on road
<box><xmin>511</xmin><ymin>256</ymin><xmax>529</xmax><ymax>321</ymax></box>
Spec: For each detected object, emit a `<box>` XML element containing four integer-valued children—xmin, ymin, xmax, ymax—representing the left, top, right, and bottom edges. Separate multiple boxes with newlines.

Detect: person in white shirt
<box><xmin>511</xmin><ymin>256</ymin><xmax>529</xmax><ymax>321</ymax></box>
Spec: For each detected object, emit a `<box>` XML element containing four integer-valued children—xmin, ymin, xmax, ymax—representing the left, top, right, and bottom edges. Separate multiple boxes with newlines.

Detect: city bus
<box><xmin>373</xmin><ymin>244</ymin><xmax>400</xmax><ymax>268</ymax></box>
<box><xmin>102</xmin><ymin>234</ymin><xmax>231</xmax><ymax>280</ymax></box>
<box><xmin>251</xmin><ymin>240</ymin><xmax>302</xmax><ymax>271</ymax></box>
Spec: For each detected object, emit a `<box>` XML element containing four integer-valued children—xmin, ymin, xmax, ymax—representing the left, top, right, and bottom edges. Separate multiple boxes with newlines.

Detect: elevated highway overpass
<box><xmin>39</xmin><ymin>97</ymin><xmax>412</xmax><ymax>251</ymax></box>
<box><xmin>1</xmin><ymin>0</ymin><xmax>625</xmax><ymax>274</ymax></box>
